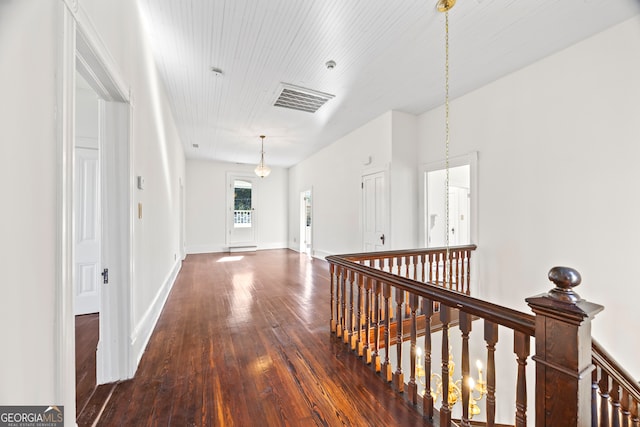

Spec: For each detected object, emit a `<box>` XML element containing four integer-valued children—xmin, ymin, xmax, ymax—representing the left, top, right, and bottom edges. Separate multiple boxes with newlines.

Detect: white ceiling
<box><xmin>137</xmin><ymin>0</ymin><xmax>640</xmax><ymax>167</ymax></box>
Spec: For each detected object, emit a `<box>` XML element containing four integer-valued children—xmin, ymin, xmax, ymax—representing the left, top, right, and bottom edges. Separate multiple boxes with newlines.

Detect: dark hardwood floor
<box><xmin>76</xmin><ymin>313</ymin><xmax>99</xmax><ymax>417</ymax></box>
<box><xmin>78</xmin><ymin>249</ymin><xmax>433</xmax><ymax>426</ymax></box>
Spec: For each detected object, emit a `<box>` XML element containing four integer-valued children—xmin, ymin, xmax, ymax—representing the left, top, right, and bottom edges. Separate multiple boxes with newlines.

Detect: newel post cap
<box><xmin>526</xmin><ymin>266</ymin><xmax>604</xmax><ymax>321</ymax></box>
<box><xmin>547</xmin><ymin>266</ymin><xmax>582</xmax><ymax>303</ymax></box>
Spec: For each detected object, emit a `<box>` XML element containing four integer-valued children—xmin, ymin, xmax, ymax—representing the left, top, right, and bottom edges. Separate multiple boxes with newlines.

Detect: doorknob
<box><xmin>380</xmin><ymin>234</ymin><xmax>385</xmax><ymax>245</ymax></box>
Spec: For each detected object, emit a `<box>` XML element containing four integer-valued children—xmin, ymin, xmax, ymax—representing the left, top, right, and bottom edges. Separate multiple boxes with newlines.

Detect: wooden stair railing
<box><xmin>327</xmin><ymin>249</ymin><xmax>638</xmax><ymax>427</ymax></box>
<box><xmin>592</xmin><ymin>340</ymin><xmax>640</xmax><ymax>426</ymax></box>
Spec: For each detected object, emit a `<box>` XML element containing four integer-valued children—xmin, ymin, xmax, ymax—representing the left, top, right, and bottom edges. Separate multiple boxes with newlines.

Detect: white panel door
<box><xmin>362</xmin><ymin>172</ymin><xmax>387</xmax><ymax>252</ymax></box>
<box><xmin>228</xmin><ymin>177</ymin><xmax>257</xmax><ymax>246</ymax></box>
<box><xmin>74</xmin><ymin>147</ymin><xmax>100</xmax><ymax>315</ymax></box>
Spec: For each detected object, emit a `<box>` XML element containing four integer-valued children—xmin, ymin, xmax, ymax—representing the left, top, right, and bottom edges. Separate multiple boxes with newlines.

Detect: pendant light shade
<box><xmin>255</xmin><ymin>135</ymin><xmax>271</xmax><ymax>178</ymax></box>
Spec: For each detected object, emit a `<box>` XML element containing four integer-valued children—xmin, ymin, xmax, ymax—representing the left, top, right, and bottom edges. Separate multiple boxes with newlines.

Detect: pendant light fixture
<box><xmin>254</xmin><ymin>135</ymin><xmax>271</xmax><ymax>178</ymax></box>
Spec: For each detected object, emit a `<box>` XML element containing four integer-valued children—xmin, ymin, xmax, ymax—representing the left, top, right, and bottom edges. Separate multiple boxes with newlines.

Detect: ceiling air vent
<box><xmin>273</xmin><ymin>83</ymin><xmax>335</xmax><ymax>113</ymax></box>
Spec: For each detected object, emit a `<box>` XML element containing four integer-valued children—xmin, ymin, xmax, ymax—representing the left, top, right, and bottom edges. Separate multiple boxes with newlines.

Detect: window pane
<box><xmin>233</xmin><ymin>180</ymin><xmax>252</xmax><ymax>228</ymax></box>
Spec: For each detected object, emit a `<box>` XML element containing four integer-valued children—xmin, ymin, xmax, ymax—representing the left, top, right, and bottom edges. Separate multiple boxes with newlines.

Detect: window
<box><xmin>233</xmin><ymin>179</ymin><xmax>252</xmax><ymax>228</ymax></box>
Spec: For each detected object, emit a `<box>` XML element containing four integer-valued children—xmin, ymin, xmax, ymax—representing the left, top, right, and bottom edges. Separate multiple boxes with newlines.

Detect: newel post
<box><xmin>526</xmin><ymin>267</ymin><xmax>604</xmax><ymax>426</ymax></box>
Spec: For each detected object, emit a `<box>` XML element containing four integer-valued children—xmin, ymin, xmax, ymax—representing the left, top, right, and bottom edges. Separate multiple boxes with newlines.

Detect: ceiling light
<box><xmin>254</xmin><ymin>135</ymin><xmax>271</xmax><ymax>178</ymax></box>
<box><xmin>210</xmin><ymin>66</ymin><xmax>223</xmax><ymax>76</ymax></box>
<box><xmin>325</xmin><ymin>60</ymin><xmax>336</xmax><ymax>70</ymax></box>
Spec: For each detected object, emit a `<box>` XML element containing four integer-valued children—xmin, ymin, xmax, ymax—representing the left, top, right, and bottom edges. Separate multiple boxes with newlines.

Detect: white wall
<box><xmin>77</xmin><ymin>0</ymin><xmax>187</xmax><ymax>369</ymax></box>
<box><xmin>288</xmin><ymin>111</ymin><xmax>419</xmax><ymax>257</ymax></box>
<box><xmin>186</xmin><ymin>160</ymin><xmax>288</xmax><ymax>253</ymax></box>
<box><xmin>0</xmin><ymin>0</ymin><xmax>186</xmax><ymax>413</ymax></box>
<box><xmin>418</xmin><ymin>16</ymin><xmax>640</xmax><ymax>379</ymax></box>
<box><xmin>0</xmin><ymin>0</ymin><xmax>60</xmax><ymax>406</ymax></box>
<box><xmin>389</xmin><ymin>111</ymin><xmax>419</xmax><ymax>249</ymax></box>
<box><xmin>288</xmin><ymin>112</ymin><xmax>394</xmax><ymax>258</ymax></box>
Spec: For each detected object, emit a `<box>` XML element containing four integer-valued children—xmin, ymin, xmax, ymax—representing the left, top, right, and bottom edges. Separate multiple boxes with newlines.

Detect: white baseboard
<box><xmin>187</xmin><ymin>242</ymin><xmax>288</xmax><ymax>254</ymax></box>
<box><xmin>311</xmin><ymin>248</ymin><xmax>334</xmax><ymax>260</ymax></box>
<box><xmin>130</xmin><ymin>259</ymin><xmax>182</xmax><ymax>367</ymax></box>
<box><xmin>186</xmin><ymin>244</ymin><xmax>227</xmax><ymax>254</ymax></box>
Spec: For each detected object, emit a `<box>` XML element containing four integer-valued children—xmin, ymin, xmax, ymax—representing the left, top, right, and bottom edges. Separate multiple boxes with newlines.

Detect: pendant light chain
<box><xmin>444</xmin><ymin>10</ymin><xmax>451</xmax><ymax>286</ymax></box>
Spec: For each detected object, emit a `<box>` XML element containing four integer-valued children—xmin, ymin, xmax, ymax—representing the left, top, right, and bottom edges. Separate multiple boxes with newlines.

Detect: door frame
<box><xmin>419</xmin><ymin>151</ymin><xmax>478</xmax><ymax>248</ymax></box>
<box><xmin>299</xmin><ymin>188</ymin><xmax>313</xmax><ymax>255</ymax></box>
<box><xmin>226</xmin><ymin>172</ymin><xmax>259</xmax><ymax>247</ymax></box>
<box><xmin>57</xmin><ymin>0</ymin><xmax>134</xmax><ymax>414</ymax></box>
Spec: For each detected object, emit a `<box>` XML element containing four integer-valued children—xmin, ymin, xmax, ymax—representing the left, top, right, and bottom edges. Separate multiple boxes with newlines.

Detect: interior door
<box><xmin>74</xmin><ymin>147</ymin><xmax>101</xmax><ymax>315</ymax></box>
<box><xmin>362</xmin><ymin>171</ymin><xmax>387</xmax><ymax>251</ymax></box>
<box><xmin>228</xmin><ymin>177</ymin><xmax>257</xmax><ymax>246</ymax></box>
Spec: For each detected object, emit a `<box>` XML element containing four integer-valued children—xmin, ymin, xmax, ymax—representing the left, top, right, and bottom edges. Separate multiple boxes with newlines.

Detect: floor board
<box><xmin>81</xmin><ymin>249</ymin><xmax>433</xmax><ymax>426</ymax></box>
<box><xmin>76</xmin><ymin>312</ymin><xmax>99</xmax><ymax>417</ymax></box>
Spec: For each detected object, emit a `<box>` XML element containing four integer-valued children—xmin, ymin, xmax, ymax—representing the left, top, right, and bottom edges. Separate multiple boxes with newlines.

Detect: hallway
<box><xmin>79</xmin><ymin>250</ymin><xmax>431</xmax><ymax>426</ymax></box>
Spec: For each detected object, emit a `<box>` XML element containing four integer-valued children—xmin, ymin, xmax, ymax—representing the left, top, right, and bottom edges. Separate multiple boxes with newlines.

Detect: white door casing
<box><xmin>74</xmin><ymin>147</ymin><xmax>101</xmax><ymax>315</ymax></box>
<box><xmin>362</xmin><ymin>171</ymin><xmax>387</xmax><ymax>252</ymax></box>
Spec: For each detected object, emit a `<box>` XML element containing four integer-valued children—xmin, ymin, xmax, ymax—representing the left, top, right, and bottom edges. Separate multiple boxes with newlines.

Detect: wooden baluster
<box><xmin>330</xmin><ymin>263</ymin><xmax>336</xmax><ymax>333</ymax></box>
<box><xmin>485</xmin><ymin>320</ymin><xmax>499</xmax><ymax>427</ymax></box>
<box><xmin>382</xmin><ymin>282</ymin><xmax>392</xmax><ymax>382</ymax></box>
<box><xmin>345</xmin><ymin>270</ymin><xmax>354</xmax><ymax>345</ymax></box>
<box><xmin>460</xmin><ymin>250</ymin><xmax>467</xmax><ymax>294</ymax></box>
<box><xmin>600</xmin><ymin>372</ymin><xmax>610</xmax><ymax>427</ymax></box>
<box><xmin>407</xmin><ymin>294</ymin><xmax>419</xmax><ymax>405</ymax></box>
<box><xmin>447</xmin><ymin>251</ymin><xmax>453</xmax><ymax>290</ymax></box>
<box><xmin>372</xmin><ymin>280</ymin><xmax>381</xmax><ymax>373</ymax></box>
<box><xmin>353</xmin><ymin>273</ymin><xmax>363</xmax><ymax>352</ymax></box>
<box><xmin>337</xmin><ymin>267</ymin><xmax>345</xmax><ymax>338</ymax></box>
<box><xmin>612</xmin><ymin>381</ymin><xmax>621</xmax><ymax>427</ymax></box>
<box><xmin>421</xmin><ymin>254</ymin><xmax>426</xmax><ymax>283</ymax></box>
<box><xmin>455</xmin><ymin>250</ymin><xmax>461</xmax><ymax>292</ymax></box>
<box><xmin>412</xmin><ymin>254</ymin><xmax>418</xmax><ymax>281</ymax></box>
<box><xmin>592</xmin><ymin>368</ymin><xmax>600</xmax><ymax>427</ymax></box>
<box><xmin>465</xmin><ymin>250</ymin><xmax>471</xmax><ymax>295</ymax></box>
<box><xmin>430</xmin><ymin>252</ymin><xmax>436</xmax><ymax>284</ymax></box>
<box><xmin>436</xmin><ymin>252</ymin><xmax>442</xmax><ymax>287</ymax></box>
<box><xmin>622</xmin><ymin>390</ymin><xmax>631</xmax><ymax>427</ymax></box>
<box><xmin>514</xmin><ymin>331</ymin><xmax>530</xmax><ymax>427</ymax></box>
<box><xmin>404</xmin><ymin>255</ymin><xmax>409</xmax><ymax>278</ymax></box>
<box><xmin>631</xmin><ymin>399</ymin><xmax>639</xmax><ymax>427</ymax></box>
<box><xmin>440</xmin><ymin>305</ymin><xmax>452</xmax><ymax>427</ymax></box>
<box><xmin>422</xmin><ymin>298</ymin><xmax>434</xmax><ymax>419</ymax></box>
<box><xmin>393</xmin><ymin>287</ymin><xmax>405</xmax><ymax>393</ymax></box>
<box><xmin>459</xmin><ymin>311</ymin><xmax>472</xmax><ymax>427</ymax></box>
<box><xmin>363</xmin><ymin>277</ymin><xmax>372</xmax><ymax>363</ymax></box>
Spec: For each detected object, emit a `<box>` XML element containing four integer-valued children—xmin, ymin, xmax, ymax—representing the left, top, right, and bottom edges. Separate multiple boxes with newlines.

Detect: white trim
<box><xmin>187</xmin><ymin>244</ymin><xmax>229</xmax><ymax>254</ymax></box>
<box><xmin>130</xmin><ymin>260</ymin><xmax>182</xmax><ymax>366</ymax></box>
<box><xmin>72</xmin><ymin>3</ymin><xmax>134</xmax><ymax>384</ymax></box>
<box><xmin>56</xmin><ymin>2</ymin><xmax>77</xmax><ymax>418</ymax></box>
<box><xmin>73</xmin><ymin>5</ymin><xmax>129</xmax><ymax>103</ymax></box>
<box><xmin>225</xmin><ymin>172</ymin><xmax>259</xmax><ymax>247</ymax></box>
<box><xmin>187</xmin><ymin>242</ymin><xmax>288</xmax><ymax>255</ymax></box>
<box><xmin>312</xmin><ymin>249</ymin><xmax>334</xmax><ymax>260</ymax></box>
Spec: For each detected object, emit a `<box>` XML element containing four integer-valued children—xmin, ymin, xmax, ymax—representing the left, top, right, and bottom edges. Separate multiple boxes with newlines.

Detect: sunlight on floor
<box><xmin>217</xmin><ymin>256</ymin><xmax>244</xmax><ymax>263</ymax></box>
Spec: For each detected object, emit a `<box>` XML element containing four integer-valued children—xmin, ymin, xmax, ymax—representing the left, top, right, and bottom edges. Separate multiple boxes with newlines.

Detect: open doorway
<box><xmin>71</xmin><ymin>21</ymin><xmax>134</xmax><ymax>413</ymax></box>
<box><xmin>74</xmin><ymin>72</ymin><xmax>102</xmax><ymax>415</ymax></box>
<box><xmin>422</xmin><ymin>152</ymin><xmax>477</xmax><ymax>248</ymax></box>
<box><xmin>299</xmin><ymin>190</ymin><xmax>312</xmax><ymax>256</ymax></box>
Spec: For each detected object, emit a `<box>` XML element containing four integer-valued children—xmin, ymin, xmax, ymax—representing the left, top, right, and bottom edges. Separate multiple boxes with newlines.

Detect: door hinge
<box><xmin>361</xmin><ymin>182</ymin><xmax>364</xmax><ymax>189</ymax></box>
<box><xmin>101</xmin><ymin>268</ymin><xmax>109</xmax><ymax>284</ymax></box>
